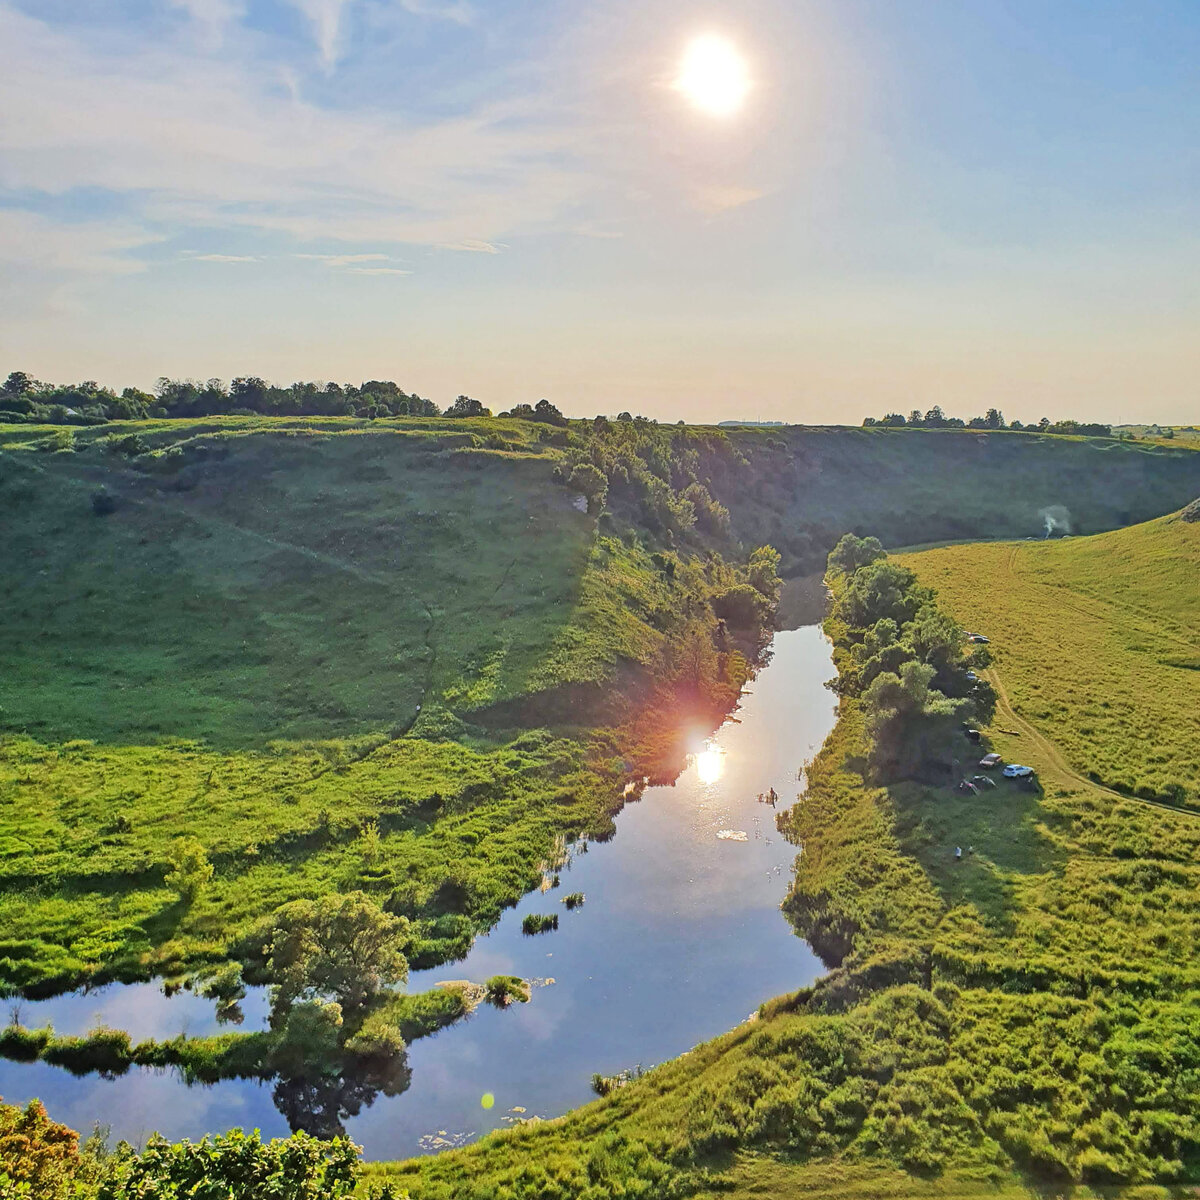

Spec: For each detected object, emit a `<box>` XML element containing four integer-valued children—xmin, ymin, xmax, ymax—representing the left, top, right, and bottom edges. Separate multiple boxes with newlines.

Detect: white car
<box><xmin>1002</xmin><ymin>764</ymin><xmax>1034</xmax><ymax>778</ymax></box>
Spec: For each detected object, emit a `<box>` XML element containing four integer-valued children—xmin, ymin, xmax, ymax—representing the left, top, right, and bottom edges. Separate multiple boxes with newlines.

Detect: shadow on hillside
<box><xmin>889</xmin><ymin>776</ymin><xmax>1062</xmax><ymax>937</ymax></box>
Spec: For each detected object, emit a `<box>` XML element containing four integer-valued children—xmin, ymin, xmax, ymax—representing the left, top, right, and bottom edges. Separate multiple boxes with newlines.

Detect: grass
<box><xmin>374</xmin><ymin>515</ymin><xmax>1200</xmax><ymax>1197</ymax></box>
<box><xmin>895</xmin><ymin>512</ymin><xmax>1200</xmax><ymax>806</ymax></box>
<box><xmin>5</xmin><ymin>415</ymin><xmax>1200</xmax><ymax>1197</ymax></box>
<box><xmin>0</xmin><ymin>417</ymin><xmax>784</xmax><ymax>995</ymax></box>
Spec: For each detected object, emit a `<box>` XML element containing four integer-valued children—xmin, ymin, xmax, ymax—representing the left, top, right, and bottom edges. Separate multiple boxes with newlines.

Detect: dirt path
<box><xmin>983</xmin><ymin>664</ymin><xmax>1199</xmax><ymax>820</ymax></box>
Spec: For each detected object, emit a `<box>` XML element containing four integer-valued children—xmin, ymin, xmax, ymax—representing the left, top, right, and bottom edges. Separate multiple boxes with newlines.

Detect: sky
<box><xmin>1</xmin><ymin>0</ymin><xmax>1197</xmax><ymax>424</ymax></box>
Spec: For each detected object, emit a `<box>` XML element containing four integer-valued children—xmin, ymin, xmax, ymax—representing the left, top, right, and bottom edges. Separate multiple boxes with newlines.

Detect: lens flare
<box><xmin>694</xmin><ymin>746</ymin><xmax>725</xmax><ymax>785</ymax></box>
<box><xmin>674</xmin><ymin>34</ymin><xmax>751</xmax><ymax>117</ymax></box>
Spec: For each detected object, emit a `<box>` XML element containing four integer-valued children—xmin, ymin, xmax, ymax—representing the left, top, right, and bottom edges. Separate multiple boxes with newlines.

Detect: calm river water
<box><xmin>0</xmin><ymin>624</ymin><xmax>836</xmax><ymax>1159</ymax></box>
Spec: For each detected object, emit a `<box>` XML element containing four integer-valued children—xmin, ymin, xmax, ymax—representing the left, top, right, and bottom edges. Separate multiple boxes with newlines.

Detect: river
<box><xmin>0</xmin><ymin>623</ymin><xmax>836</xmax><ymax>1159</ymax></box>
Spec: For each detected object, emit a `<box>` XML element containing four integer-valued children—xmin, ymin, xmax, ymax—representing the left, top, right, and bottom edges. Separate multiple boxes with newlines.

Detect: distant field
<box><xmin>897</xmin><ymin>511</ymin><xmax>1200</xmax><ymax>806</ymax></box>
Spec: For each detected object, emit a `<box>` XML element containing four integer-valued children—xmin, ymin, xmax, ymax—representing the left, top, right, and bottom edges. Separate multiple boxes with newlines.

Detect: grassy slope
<box><xmin>378</xmin><ymin>510</ymin><xmax>1200</xmax><ymax>1198</ymax></box>
<box><xmin>715</xmin><ymin>427</ymin><xmax>1200</xmax><ymax>573</ymax></box>
<box><xmin>0</xmin><ymin>419</ymin><xmax>684</xmax><ymax>991</ymax></box>
<box><xmin>894</xmin><ymin>513</ymin><xmax>1200</xmax><ymax>805</ymax></box>
<box><xmin>0</xmin><ymin>420</ymin><xmax>592</xmax><ymax>746</ymax></box>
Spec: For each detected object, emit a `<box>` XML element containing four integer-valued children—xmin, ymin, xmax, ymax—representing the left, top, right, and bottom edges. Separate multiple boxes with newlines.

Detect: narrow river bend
<box><xmin>0</xmin><ymin>624</ymin><xmax>836</xmax><ymax>1159</ymax></box>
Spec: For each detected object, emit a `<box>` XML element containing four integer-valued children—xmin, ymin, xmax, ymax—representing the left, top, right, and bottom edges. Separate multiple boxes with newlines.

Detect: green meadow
<box><xmin>895</xmin><ymin>511</ymin><xmax>1200</xmax><ymax>807</ymax></box>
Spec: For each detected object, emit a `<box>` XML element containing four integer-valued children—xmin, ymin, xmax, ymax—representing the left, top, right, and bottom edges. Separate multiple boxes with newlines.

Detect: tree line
<box><xmin>862</xmin><ymin>406</ymin><xmax>1112</xmax><ymax>438</ymax></box>
<box><xmin>826</xmin><ymin>533</ymin><xmax>995</xmax><ymax>782</ymax></box>
<box><xmin>0</xmin><ymin>370</ymin><xmax>568</xmax><ymax>426</ymax></box>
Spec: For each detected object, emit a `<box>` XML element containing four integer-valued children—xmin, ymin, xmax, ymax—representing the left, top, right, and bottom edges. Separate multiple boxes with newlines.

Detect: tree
<box><xmin>3</xmin><ymin>370</ymin><xmax>34</xmax><ymax>395</ymax></box>
<box><xmin>983</xmin><ymin>408</ymin><xmax>1006</xmax><ymax>430</ymax></box>
<box><xmin>747</xmin><ymin>545</ymin><xmax>782</xmax><ymax>601</ymax></box>
<box><xmin>444</xmin><ymin>395</ymin><xmax>490</xmax><ymax>418</ymax></box>
<box><xmin>835</xmin><ymin>560</ymin><xmax>926</xmax><ymax>629</ymax></box>
<box><xmin>711</xmin><ymin>583</ymin><xmax>769</xmax><ymax>630</ymax></box>
<box><xmin>257</xmin><ymin>891</ymin><xmax>410</xmax><ymax>1016</ymax></box>
<box><xmin>924</xmin><ymin>406</ymin><xmax>946</xmax><ymax>426</ymax></box>
<box><xmin>905</xmin><ymin>603</ymin><xmax>963</xmax><ymax>684</ymax></box>
<box><xmin>828</xmin><ymin>533</ymin><xmax>885</xmax><ymax>576</ymax></box>
<box><xmin>534</xmin><ymin>398</ymin><xmax>566</xmax><ymax>425</ymax></box>
<box><xmin>165</xmin><ymin>837</ymin><xmax>213</xmax><ymax>904</ymax></box>
<box><xmin>0</xmin><ymin>1097</ymin><xmax>108</xmax><ymax>1200</ymax></box>
<box><xmin>567</xmin><ymin>463</ymin><xmax>607</xmax><ymax>514</ymax></box>
<box><xmin>863</xmin><ymin>660</ymin><xmax>969</xmax><ymax>781</ymax></box>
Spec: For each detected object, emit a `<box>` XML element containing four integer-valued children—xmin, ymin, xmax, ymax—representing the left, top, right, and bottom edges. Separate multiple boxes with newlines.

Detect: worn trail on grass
<box><xmin>983</xmin><ymin>664</ymin><xmax>1198</xmax><ymax>820</ymax></box>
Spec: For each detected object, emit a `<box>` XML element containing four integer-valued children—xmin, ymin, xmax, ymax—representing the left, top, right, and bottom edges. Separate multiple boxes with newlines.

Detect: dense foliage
<box><xmin>824</xmin><ymin>536</ymin><xmax>995</xmax><ymax>782</ymax></box>
<box><xmin>862</xmin><ymin>407</ymin><xmax>1113</xmax><ymax>437</ymax></box>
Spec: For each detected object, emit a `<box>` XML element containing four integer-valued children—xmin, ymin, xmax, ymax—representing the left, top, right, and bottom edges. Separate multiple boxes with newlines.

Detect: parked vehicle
<box><xmin>1003</xmin><ymin>764</ymin><xmax>1034</xmax><ymax>778</ymax></box>
<box><xmin>968</xmin><ymin>634</ymin><xmax>990</xmax><ymax>644</ymax></box>
<box><xmin>964</xmin><ymin>727</ymin><xmax>981</xmax><ymax>742</ymax></box>
<box><xmin>971</xmin><ymin>775</ymin><xmax>997</xmax><ymax>789</ymax></box>
<box><xmin>966</xmin><ymin>670</ymin><xmax>979</xmax><ymax>682</ymax></box>
<box><xmin>979</xmin><ymin>753</ymin><xmax>1003</xmax><ymax>769</ymax></box>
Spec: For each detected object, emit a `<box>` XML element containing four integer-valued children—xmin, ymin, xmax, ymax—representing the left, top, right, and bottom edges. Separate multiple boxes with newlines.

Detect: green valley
<box><xmin>2</xmin><ymin>414</ymin><xmax>1199</xmax><ymax>1199</ymax></box>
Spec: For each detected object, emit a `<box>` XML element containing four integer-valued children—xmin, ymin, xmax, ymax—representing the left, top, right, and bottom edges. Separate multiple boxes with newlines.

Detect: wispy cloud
<box><xmin>345</xmin><ymin>266</ymin><xmax>412</xmax><ymax>275</ymax></box>
<box><xmin>288</xmin><ymin>0</ymin><xmax>472</xmax><ymax>68</ymax></box>
<box><xmin>286</xmin><ymin>0</ymin><xmax>352</xmax><ymax>69</ymax></box>
<box><xmin>294</xmin><ymin>252</ymin><xmax>396</xmax><ymax>267</ymax></box>
<box><xmin>694</xmin><ymin>185</ymin><xmax>764</xmax><ymax>217</ymax></box>
<box><xmin>187</xmin><ymin>253</ymin><xmax>261</xmax><ymax>263</ymax></box>
<box><xmin>0</xmin><ymin>4</ymin><xmax>591</xmax><ymax>258</ymax></box>
<box><xmin>0</xmin><ymin>210</ymin><xmax>159</xmax><ymax>276</ymax></box>
<box><xmin>438</xmin><ymin>239</ymin><xmax>503</xmax><ymax>254</ymax></box>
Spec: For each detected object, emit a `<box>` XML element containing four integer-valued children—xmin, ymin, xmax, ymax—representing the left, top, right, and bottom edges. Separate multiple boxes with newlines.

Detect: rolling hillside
<box><xmin>896</xmin><ymin>508</ymin><xmax>1200</xmax><ymax>806</ymax></box>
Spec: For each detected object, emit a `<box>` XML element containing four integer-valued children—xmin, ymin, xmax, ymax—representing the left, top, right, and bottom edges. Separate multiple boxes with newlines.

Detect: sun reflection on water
<box><xmin>694</xmin><ymin>745</ymin><xmax>725</xmax><ymax>786</ymax></box>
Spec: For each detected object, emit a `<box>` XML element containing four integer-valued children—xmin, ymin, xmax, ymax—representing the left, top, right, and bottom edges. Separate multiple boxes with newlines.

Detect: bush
<box><xmin>485</xmin><ymin>975</ymin><xmax>530</xmax><ymax>1006</ymax></box>
<box><xmin>42</xmin><ymin>1027</ymin><xmax>134</xmax><ymax>1076</ymax></box>
<box><xmin>90</xmin><ymin>489</ymin><xmax>118</xmax><ymax>516</ymax></box>
<box><xmin>164</xmin><ymin>837</ymin><xmax>214</xmax><ymax>904</ymax></box>
<box><xmin>98</xmin><ymin>1129</ymin><xmax>361</xmax><ymax>1199</ymax></box>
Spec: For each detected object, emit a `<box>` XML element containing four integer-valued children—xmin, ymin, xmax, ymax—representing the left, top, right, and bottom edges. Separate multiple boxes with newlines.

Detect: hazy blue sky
<box><xmin>1</xmin><ymin>0</ymin><xmax>1196</xmax><ymax>422</ymax></box>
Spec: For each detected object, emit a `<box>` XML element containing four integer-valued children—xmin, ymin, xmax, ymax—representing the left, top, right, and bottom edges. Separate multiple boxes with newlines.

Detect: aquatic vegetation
<box><xmin>561</xmin><ymin>892</ymin><xmax>585</xmax><ymax>910</ymax></box>
<box><xmin>484</xmin><ymin>976</ymin><xmax>530</xmax><ymax>1007</ymax></box>
<box><xmin>521</xmin><ymin>914</ymin><xmax>558</xmax><ymax>936</ymax></box>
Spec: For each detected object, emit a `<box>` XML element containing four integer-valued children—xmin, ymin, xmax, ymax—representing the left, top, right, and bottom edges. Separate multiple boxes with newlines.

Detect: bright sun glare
<box><xmin>674</xmin><ymin>34</ymin><xmax>751</xmax><ymax>117</ymax></box>
<box><xmin>694</xmin><ymin>745</ymin><xmax>725</xmax><ymax>786</ymax></box>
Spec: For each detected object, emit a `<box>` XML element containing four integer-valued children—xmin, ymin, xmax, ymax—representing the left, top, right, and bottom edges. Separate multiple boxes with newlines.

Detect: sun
<box><xmin>674</xmin><ymin>34</ymin><xmax>751</xmax><ymax>118</ymax></box>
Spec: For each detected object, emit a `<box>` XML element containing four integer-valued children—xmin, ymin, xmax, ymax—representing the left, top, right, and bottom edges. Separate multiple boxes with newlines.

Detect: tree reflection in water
<box><xmin>272</xmin><ymin>1049</ymin><xmax>413</xmax><ymax>1139</ymax></box>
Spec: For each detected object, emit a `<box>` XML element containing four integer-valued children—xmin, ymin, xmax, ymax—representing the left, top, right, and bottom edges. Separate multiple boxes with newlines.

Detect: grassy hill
<box><xmin>895</xmin><ymin>510</ymin><xmax>1200</xmax><ymax>806</ymax></box>
<box><xmin>0</xmin><ymin>417</ymin><xmax>776</xmax><ymax>993</ymax></box>
<box><xmin>708</xmin><ymin>426</ymin><xmax>1200</xmax><ymax>573</ymax></box>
